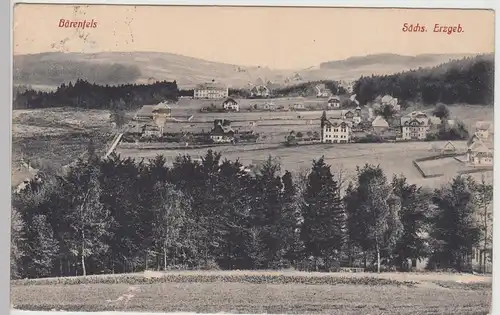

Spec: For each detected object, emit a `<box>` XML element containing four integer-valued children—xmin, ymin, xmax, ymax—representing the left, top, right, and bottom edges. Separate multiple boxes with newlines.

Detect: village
<box><xmin>121</xmin><ymin>80</ymin><xmax>494</xmax><ymax>171</ymax></box>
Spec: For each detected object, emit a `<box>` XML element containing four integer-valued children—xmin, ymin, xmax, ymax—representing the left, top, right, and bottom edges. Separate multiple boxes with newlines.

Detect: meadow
<box><xmin>11</xmin><ymin>271</ymin><xmax>492</xmax><ymax>314</ymax></box>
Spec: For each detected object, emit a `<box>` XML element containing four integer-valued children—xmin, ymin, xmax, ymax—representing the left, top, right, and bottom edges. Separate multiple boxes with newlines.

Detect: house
<box><xmin>222</xmin><ymin>98</ymin><xmax>240</xmax><ymax>111</ymax></box>
<box><xmin>405</xmin><ymin>111</ymin><xmax>429</xmax><ymax>123</ymax></box>
<box><xmin>194</xmin><ymin>80</ymin><xmax>229</xmax><ymax>99</ymax></box>
<box><xmin>381</xmin><ymin>95</ymin><xmax>393</xmax><ymax>105</ymax></box>
<box><xmin>442</xmin><ymin>141</ymin><xmax>457</xmax><ymax>154</ymax></box>
<box><xmin>372</xmin><ymin>116</ymin><xmax>389</xmax><ymax>134</ymax></box>
<box><xmin>289</xmin><ymin>103</ymin><xmax>306</xmax><ymax>111</ymax></box>
<box><xmin>12</xmin><ymin>161</ymin><xmax>41</xmax><ymax>193</ymax></box>
<box><xmin>380</xmin><ymin>95</ymin><xmax>399</xmax><ymax>109</ymax></box>
<box><xmin>210</xmin><ymin>120</ymin><xmax>235</xmax><ymax>143</ymax></box>
<box><xmin>141</xmin><ymin>125</ymin><xmax>162</xmax><ymax>137</ymax></box>
<box><xmin>428</xmin><ymin>116</ymin><xmax>442</xmax><ymax>125</ymax></box>
<box><xmin>401</xmin><ymin>118</ymin><xmax>430</xmax><ymax>140</ymax></box>
<box><xmin>327</xmin><ymin>96</ymin><xmax>341</xmax><ymax>109</ymax></box>
<box><xmin>250</xmin><ymin>85</ymin><xmax>270</xmax><ymax>98</ymax></box>
<box><xmin>466</xmin><ymin>133</ymin><xmax>494</xmax><ymax>166</ymax></box>
<box><xmin>321</xmin><ymin>116</ymin><xmax>352</xmax><ymax>144</ymax></box>
<box><xmin>262</xmin><ymin>102</ymin><xmax>277</xmax><ymax>111</ymax></box>
<box><xmin>475</xmin><ymin>121</ymin><xmax>493</xmax><ymax>139</ymax></box>
<box><xmin>315</xmin><ymin>84</ymin><xmax>329</xmax><ymax>98</ymax></box>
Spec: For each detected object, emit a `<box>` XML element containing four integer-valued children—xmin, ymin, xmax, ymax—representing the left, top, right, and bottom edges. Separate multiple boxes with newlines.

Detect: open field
<box><xmin>116</xmin><ymin>140</ymin><xmax>493</xmax><ymax>189</ymax></box>
<box><xmin>417</xmin><ymin>156</ymin><xmax>469</xmax><ymax>177</ymax></box>
<box><xmin>12</xmin><ymin>108</ymin><xmax>113</xmax><ymax>138</ymax></box>
<box><xmin>11</xmin><ymin>271</ymin><xmax>492</xmax><ymax>314</ymax></box>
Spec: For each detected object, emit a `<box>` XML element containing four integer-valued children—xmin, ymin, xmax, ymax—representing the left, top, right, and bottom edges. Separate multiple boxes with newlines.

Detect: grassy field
<box><xmin>116</xmin><ymin>140</ymin><xmax>492</xmax><ymax>189</ymax></box>
<box><xmin>11</xmin><ymin>108</ymin><xmax>114</xmax><ymax>173</ymax></box>
<box><xmin>11</xmin><ymin>271</ymin><xmax>492</xmax><ymax>314</ymax></box>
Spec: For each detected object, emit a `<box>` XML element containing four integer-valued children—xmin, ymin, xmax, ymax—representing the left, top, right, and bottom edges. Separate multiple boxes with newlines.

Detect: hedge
<box><xmin>12</xmin><ymin>273</ymin><xmax>417</xmax><ymax>287</ymax></box>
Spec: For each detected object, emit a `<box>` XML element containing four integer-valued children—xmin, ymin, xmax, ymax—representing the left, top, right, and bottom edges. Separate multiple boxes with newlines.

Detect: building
<box><xmin>315</xmin><ymin>84</ymin><xmax>329</xmax><ymax>98</ymax></box>
<box><xmin>262</xmin><ymin>102</ymin><xmax>277</xmax><ymax>111</ymax></box>
<box><xmin>210</xmin><ymin>120</ymin><xmax>235</xmax><ymax>143</ymax></box>
<box><xmin>466</xmin><ymin>133</ymin><xmax>494</xmax><ymax>166</ymax></box>
<box><xmin>289</xmin><ymin>103</ymin><xmax>306</xmax><ymax>111</ymax></box>
<box><xmin>250</xmin><ymin>85</ymin><xmax>270</xmax><ymax>98</ymax></box>
<box><xmin>12</xmin><ymin>161</ymin><xmax>41</xmax><ymax>194</ymax></box>
<box><xmin>475</xmin><ymin>121</ymin><xmax>493</xmax><ymax>139</ymax></box>
<box><xmin>401</xmin><ymin>118</ymin><xmax>430</xmax><ymax>140</ymax></box>
<box><xmin>222</xmin><ymin>98</ymin><xmax>240</xmax><ymax>111</ymax></box>
<box><xmin>372</xmin><ymin>115</ymin><xmax>389</xmax><ymax>134</ymax></box>
<box><xmin>442</xmin><ymin>141</ymin><xmax>457</xmax><ymax>154</ymax></box>
<box><xmin>151</xmin><ymin>102</ymin><xmax>172</xmax><ymax>135</ymax></box>
<box><xmin>194</xmin><ymin>81</ymin><xmax>229</xmax><ymax>99</ymax></box>
<box><xmin>321</xmin><ymin>115</ymin><xmax>352</xmax><ymax>144</ymax></box>
<box><xmin>327</xmin><ymin>96</ymin><xmax>341</xmax><ymax>109</ymax></box>
<box><xmin>142</xmin><ymin>125</ymin><xmax>163</xmax><ymax>137</ymax></box>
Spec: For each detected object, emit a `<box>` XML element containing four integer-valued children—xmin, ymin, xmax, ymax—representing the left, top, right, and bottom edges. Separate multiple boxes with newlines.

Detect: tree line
<box><xmin>13</xmin><ymin>79</ymin><xmax>180</xmax><ymax>110</ymax></box>
<box><xmin>11</xmin><ymin>149</ymin><xmax>492</xmax><ymax>279</ymax></box>
<box><xmin>273</xmin><ymin>80</ymin><xmax>347</xmax><ymax>97</ymax></box>
<box><xmin>354</xmin><ymin>54</ymin><xmax>494</xmax><ymax>106</ymax></box>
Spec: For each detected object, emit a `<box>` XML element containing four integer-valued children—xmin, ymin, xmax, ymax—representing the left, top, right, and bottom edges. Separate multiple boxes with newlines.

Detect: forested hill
<box><xmin>353</xmin><ymin>54</ymin><xmax>494</xmax><ymax>106</ymax></box>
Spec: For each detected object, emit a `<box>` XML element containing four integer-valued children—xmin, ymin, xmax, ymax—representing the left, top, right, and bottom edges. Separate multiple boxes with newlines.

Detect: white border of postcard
<box><xmin>6</xmin><ymin>1</ymin><xmax>500</xmax><ymax>315</ymax></box>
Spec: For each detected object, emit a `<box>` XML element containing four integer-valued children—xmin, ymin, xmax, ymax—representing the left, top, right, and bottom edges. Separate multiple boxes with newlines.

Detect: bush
<box><xmin>11</xmin><ymin>272</ymin><xmax>417</xmax><ymax>287</ymax></box>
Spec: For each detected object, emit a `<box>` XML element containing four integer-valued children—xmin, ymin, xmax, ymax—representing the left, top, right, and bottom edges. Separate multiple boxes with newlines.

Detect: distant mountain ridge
<box><xmin>319</xmin><ymin>53</ymin><xmax>480</xmax><ymax>69</ymax></box>
<box><xmin>13</xmin><ymin>51</ymin><xmax>487</xmax><ymax>90</ymax></box>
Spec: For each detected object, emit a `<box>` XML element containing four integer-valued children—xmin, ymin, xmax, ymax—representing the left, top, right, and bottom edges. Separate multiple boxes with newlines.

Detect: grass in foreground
<box><xmin>11</xmin><ymin>281</ymin><xmax>491</xmax><ymax>314</ymax></box>
<box><xmin>11</xmin><ymin>272</ymin><xmax>491</xmax><ymax>314</ymax></box>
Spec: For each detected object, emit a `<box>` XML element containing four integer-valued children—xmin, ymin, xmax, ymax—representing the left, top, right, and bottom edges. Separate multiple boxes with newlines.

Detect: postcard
<box><xmin>11</xmin><ymin>4</ymin><xmax>494</xmax><ymax>314</ymax></box>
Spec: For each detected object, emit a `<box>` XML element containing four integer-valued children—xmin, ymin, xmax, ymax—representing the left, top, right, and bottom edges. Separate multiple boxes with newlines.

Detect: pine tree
<box><xmin>391</xmin><ymin>175</ymin><xmax>431</xmax><ymax>270</ymax></box>
<box><xmin>25</xmin><ymin>215</ymin><xmax>59</xmax><ymax>278</ymax></box>
<box><xmin>300</xmin><ymin>157</ymin><xmax>345</xmax><ymax>271</ymax></box>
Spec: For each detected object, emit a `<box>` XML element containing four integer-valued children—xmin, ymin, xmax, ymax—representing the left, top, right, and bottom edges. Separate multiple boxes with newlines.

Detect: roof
<box><xmin>136</xmin><ymin>105</ymin><xmax>155</xmax><ymax>117</ymax></box>
<box><xmin>325</xmin><ymin>119</ymin><xmax>352</xmax><ymax>128</ymax></box>
<box><xmin>152</xmin><ymin>102</ymin><xmax>171</xmax><ymax>113</ymax></box>
<box><xmin>475</xmin><ymin>121</ymin><xmax>493</xmax><ymax>131</ymax></box>
<box><xmin>195</xmin><ymin>82</ymin><xmax>227</xmax><ymax>90</ymax></box>
<box><xmin>211</xmin><ymin>124</ymin><xmax>235</xmax><ymax>136</ymax></box>
<box><xmin>381</xmin><ymin>95</ymin><xmax>393</xmax><ymax>104</ymax></box>
<box><xmin>328</xmin><ymin>96</ymin><xmax>340</xmax><ymax>102</ymax></box>
<box><xmin>402</xmin><ymin>118</ymin><xmax>429</xmax><ymax>127</ymax></box>
<box><xmin>443</xmin><ymin>141</ymin><xmax>456</xmax><ymax>150</ymax></box>
<box><xmin>11</xmin><ymin>168</ymin><xmax>38</xmax><ymax>187</ymax></box>
<box><xmin>372</xmin><ymin>116</ymin><xmax>389</xmax><ymax>128</ymax></box>
<box><xmin>223</xmin><ymin>98</ymin><xmax>238</xmax><ymax>104</ymax></box>
<box><xmin>468</xmin><ymin>132</ymin><xmax>494</xmax><ymax>150</ymax></box>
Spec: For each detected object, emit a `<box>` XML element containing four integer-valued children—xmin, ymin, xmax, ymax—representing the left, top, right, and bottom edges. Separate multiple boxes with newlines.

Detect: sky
<box><xmin>13</xmin><ymin>5</ymin><xmax>495</xmax><ymax>70</ymax></box>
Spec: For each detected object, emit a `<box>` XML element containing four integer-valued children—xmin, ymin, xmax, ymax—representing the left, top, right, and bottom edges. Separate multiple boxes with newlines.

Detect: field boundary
<box><xmin>11</xmin><ymin>271</ymin><xmax>418</xmax><ymax>287</ymax></box>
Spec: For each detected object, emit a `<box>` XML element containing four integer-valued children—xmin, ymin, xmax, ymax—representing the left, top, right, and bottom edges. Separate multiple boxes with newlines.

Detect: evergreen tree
<box><xmin>391</xmin><ymin>175</ymin><xmax>430</xmax><ymax>270</ymax></box>
<box><xmin>300</xmin><ymin>157</ymin><xmax>345</xmax><ymax>270</ymax></box>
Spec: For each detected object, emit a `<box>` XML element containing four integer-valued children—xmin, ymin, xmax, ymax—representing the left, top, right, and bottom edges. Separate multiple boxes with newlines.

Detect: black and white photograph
<box><xmin>11</xmin><ymin>4</ymin><xmax>495</xmax><ymax>314</ymax></box>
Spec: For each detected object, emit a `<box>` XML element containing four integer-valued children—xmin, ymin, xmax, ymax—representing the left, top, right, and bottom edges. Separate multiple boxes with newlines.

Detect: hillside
<box><xmin>14</xmin><ymin>52</ymin><xmax>482</xmax><ymax>91</ymax></box>
<box><xmin>320</xmin><ymin>53</ymin><xmax>478</xmax><ymax>70</ymax></box>
<box><xmin>353</xmin><ymin>54</ymin><xmax>494</xmax><ymax>106</ymax></box>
